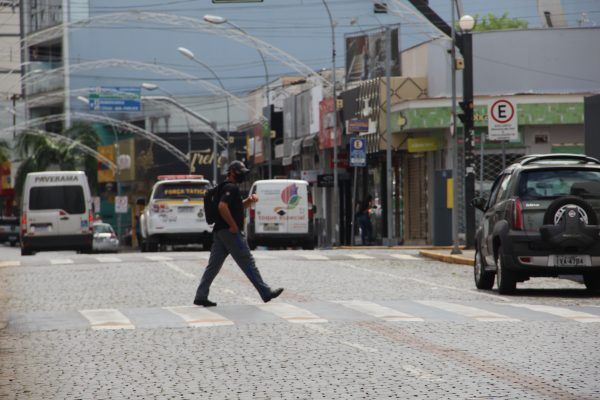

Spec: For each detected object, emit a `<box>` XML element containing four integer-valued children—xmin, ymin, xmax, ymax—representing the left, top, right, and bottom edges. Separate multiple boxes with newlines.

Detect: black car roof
<box><xmin>506</xmin><ymin>154</ymin><xmax>600</xmax><ymax>172</ymax></box>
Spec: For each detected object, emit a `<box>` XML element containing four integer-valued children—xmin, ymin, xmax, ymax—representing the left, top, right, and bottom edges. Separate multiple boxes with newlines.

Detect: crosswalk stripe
<box><xmin>506</xmin><ymin>304</ymin><xmax>600</xmax><ymax>323</ymax></box>
<box><xmin>94</xmin><ymin>256</ymin><xmax>122</xmax><ymax>263</ymax></box>
<box><xmin>300</xmin><ymin>253</ymin><xmax>329</xmax><ymax>260</ymax></box>
<box><xmin>390</xmin><ymin>254</ymin><xmax>420</xmax><ymax>261</ymax></box>
<box><xmin>0</xmin><ymin>261</ymin><xmax>20</xmax><ymax>267</ymax></box>
<box><xmin>145</xmin><ymin>255</ymin><xmax>173</xmax><ymax>261</ymax></box>
<box><xmin>258</xmin><ymin>303</ymin><xmax>327</xmax><ymax>323</ymax></box>
<box><xmin>335</xmin><ymin>300</ymin><xmax>423</xmax><ymax>322</ymax></box>
<box><xmin>347</xmin><ymin>254</ymin><xmax>375</xmax><ymax>260</ymax></box>
<box><xmin>79</xmin><ymin>309</ymin><xmax>135</xmax><ymax>330</ymax></box>
<box><xmin>252</xmin><ymin>253</ymin><xmax>275</xmax><ymax>259</ymax></box>
<box><xmin>164</xmin><ymin>306</ymin><xmax>233</xmax><ymax>327</ymax></box>
<box><xmin>50</xmin><ymin>259</ymin><xmax>74</xmax><ymax>265</ymax></box>
<box><xmin>418</xmin><ymin>300</ymin><xmax>520</xmax><ymax>322</ymax></box>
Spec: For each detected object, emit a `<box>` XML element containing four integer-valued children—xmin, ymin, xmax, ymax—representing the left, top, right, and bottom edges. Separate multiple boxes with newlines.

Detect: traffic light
<box><xmin>458</xmin><ymin>100</ymin><xmax>473</xmax><ymax>125</ymax></box>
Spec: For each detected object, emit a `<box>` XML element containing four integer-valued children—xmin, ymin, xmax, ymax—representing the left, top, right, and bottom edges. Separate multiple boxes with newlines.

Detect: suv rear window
<box><xmin>29</xmin><ymin>186</ymin><xmax>85</xmax><ymax>214</ymax></box>
<box><xmin>518</xmin><ymin>169</ymin><xmax>600</xmax><ymax>200</ymax></box>
<box><xmin>153</xmin><ymin>182</ymin><xmax>209</xmax><ymax>200</ymax></box>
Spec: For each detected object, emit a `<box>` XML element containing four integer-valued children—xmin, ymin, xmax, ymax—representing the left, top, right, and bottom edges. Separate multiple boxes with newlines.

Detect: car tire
<box><xmin>583</xmin><ymin>273</ymin><xmax>600</xmax><ymax>292</ymax></box>
<box><xmin>21</xmin><ymin>248</ymin><xmax>33</xmax><ymax>256</ymax></box>
<box><xmin>147</xmin><ymin>240</ymin><xmax>159</xmax><ymax>252</ymax></box>
<box><xmin>543</xmin><ymin>196</ymin><xmax>598</xmax><ymax>225</ymax></box>
<box><xmin>496</xmin><ymin>246</ymin><xmax>516</xmax><ymax>294</ymax></box>
<box><xmin>302</xmin><ymin>240</ymin><xmax>315</xmax><ymax>250</ymax></box>
<box><xmin>248</xmin><ymin>240</ymin><xmax>257</xmax><ymax>250</ymax></box>
<box><xmin>474</xmin><ymin>246</ymin><xmax>495</xmax><ymax>290</ymax></box>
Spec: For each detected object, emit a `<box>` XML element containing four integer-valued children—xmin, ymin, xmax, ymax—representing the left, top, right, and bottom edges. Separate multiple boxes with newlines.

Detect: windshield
<box><xmin>518</xmin><ymin>169</ymin><xmax>600</xmax><ymax>200</ymax></box>
<box><xmin>153</xmin><ymin>182</ymin><xmax>209</xmax><ymax>200</ymax></box>
<box><xmin>93</xmin><ymin>224</ymin><xmax>114</xmax><ymax>234</ymax></box>
<box><xmin>29</xmin><ymin>186</ymin><xmax>85</xmax><ymax>214</ymax></box>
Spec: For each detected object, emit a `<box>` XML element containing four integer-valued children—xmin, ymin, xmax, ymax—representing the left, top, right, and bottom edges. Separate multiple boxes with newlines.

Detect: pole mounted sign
<box><xmin>349</xmin><ymin>137</ymin><xmax>367</xmax><ymax>167</ymax></box>
<box><xmin>488</xmin><ymin>99</ymin><xmax>519</xmax><ymax>141</ymax></box>
<box><xmin>88</xmin><ymin>87</ymin><xmax>141</xmax><ymax>112</ymax></box>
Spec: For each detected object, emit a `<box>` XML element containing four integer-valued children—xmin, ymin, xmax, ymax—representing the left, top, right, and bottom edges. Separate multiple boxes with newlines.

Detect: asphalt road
<box><xmin>1</xmin><ymin>246</ymin><xmax>599</xmax><ymax>399</ymax></box>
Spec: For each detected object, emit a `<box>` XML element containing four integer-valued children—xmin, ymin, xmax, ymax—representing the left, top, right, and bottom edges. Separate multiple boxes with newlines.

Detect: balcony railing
<box><xmin>24</xmin><ymin>61</ymin><xmax>64</xmax><ymax>96</ymax></box>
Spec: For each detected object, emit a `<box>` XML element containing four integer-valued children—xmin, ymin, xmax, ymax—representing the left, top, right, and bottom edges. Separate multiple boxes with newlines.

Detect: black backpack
<box><xmin>204</xmin><ymin>182</ymin><xmax>225</xmax><ymax>224</ymax></box>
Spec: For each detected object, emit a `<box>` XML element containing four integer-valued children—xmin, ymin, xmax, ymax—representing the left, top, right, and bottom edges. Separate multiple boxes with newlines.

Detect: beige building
<box><xmin>0</xmin><ymin>1</ymin><xmax>21</xmax><ymax>130</ymax></box>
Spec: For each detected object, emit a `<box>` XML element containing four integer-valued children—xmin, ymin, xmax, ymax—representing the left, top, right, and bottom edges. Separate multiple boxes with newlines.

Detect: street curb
<box><xmin>419</xmin><ymin>250</ymin><xmax>474</xmax><ymax>266</ymax></box>
<box><xmin>336</xmin><ymin>245</ymin><xmax>461</xmax><ymax>250</ymax></box>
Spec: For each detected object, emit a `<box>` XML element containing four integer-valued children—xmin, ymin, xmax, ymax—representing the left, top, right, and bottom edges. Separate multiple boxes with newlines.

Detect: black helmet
<box><xmin>227</xmin><ymin>160</ymin><xmax>250</xmax><ymax>175</ymax></box>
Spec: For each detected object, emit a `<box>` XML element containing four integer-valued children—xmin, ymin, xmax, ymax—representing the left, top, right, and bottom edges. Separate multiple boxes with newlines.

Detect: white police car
<box><xmin>139</xmin><ymin>175</ymin><xmax>212</xmax><ymax>252</ymax></box>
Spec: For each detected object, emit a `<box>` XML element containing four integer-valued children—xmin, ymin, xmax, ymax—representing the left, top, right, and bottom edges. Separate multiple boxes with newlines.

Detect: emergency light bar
<box><xmin>157</xmin><ymin>175</ymin><xmax>205</xmax><ymax>180</ymax></box>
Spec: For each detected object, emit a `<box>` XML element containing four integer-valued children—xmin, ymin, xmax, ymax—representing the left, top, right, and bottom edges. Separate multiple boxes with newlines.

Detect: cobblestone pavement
<box><xmin>1</xmin><ymin>247</ymin><xmax>599</xmax><ymax>399</ymax></box>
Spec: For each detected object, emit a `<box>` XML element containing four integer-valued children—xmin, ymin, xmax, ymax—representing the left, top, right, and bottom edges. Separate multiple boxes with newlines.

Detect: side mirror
<box><xmin>471</xmin><ymin>197</ymin><xmax>487</xmax><ymax>211</ymax></box>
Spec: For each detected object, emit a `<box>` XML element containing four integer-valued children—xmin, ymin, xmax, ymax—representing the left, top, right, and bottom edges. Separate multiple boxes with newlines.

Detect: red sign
<box><xmin>319</xmin><ymin>97</ymin><xmax>342</xmax><ymax>150</ymax></box>
<box><xmin>330</xmin><ymin>153</ymin><xmax>349</xmax><ymax>169</ymax></box>
<box><xmin>253</xmin><ymin>124</ymin><xmax>265</xmax><ymax>164</ymax></box>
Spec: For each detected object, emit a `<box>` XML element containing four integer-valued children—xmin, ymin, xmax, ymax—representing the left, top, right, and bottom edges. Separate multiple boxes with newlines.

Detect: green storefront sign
<box><xmin>390</xmin><ymin>102</ymin><xmax>584</xmax><ymax>131</ymax></box>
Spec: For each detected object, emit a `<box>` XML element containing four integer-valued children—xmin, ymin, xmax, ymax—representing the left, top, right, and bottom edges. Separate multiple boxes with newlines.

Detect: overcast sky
<box><xmin>72</xmin><ymin>0</ymin><xmax>599</xmax><ymax>97</ymax></box>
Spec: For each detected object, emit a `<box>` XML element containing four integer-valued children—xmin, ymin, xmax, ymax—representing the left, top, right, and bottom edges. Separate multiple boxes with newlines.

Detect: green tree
<box><xmin>472</xmin><ymin>12</ymin><xmax>529</xmax><ymax>32</ymax></box>
<box><xmin>14</xmin><ymin>122</ymin><xmax>101</xmax><ymax>197</ymax></box>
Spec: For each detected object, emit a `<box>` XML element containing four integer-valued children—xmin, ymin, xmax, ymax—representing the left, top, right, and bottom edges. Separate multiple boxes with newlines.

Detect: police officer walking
<box><xmin>194</xmin><ymin>161</ymin><xmax>284</xmax><ymax>307</ymax></box>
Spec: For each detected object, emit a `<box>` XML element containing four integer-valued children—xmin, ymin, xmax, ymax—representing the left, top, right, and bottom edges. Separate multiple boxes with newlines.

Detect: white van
<box><xmin>20</xmin><ymin>171</ymin><xmax>94</xmax><ymax>255</ymax></box>
<box><xmin>245</xmin><ymin>179</ymin><xmax>316</xmax><ymax>250</ymax></box>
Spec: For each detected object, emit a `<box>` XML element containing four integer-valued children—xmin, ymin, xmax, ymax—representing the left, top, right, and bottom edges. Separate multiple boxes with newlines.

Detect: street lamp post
<box><xmin>450</xmin><ymin>1</ymin><xmax>461</xmax><ymax>255</ymax></box>
<box><xmin>177</xmin><ymin>47</ymin><xmax>228</xmax><ymax>183</ymax></box>
<box><xmin>321</xmin><ymin>0</ymin><xmax>339</xmax><ymax>247</ymax></box>
<box><xmin>458</xmin><ymin>15</ymin><xmax>476</xmax><ymax>249</ymax></box>
<box><xmin>77</xmin><ymin>95</ymin><xmax>122</xmax><ymax>239</ymax></box>
<box><xmin>203</xmin><ymin>14</ymin><xmax>272</xmax><ymax>179</ymax></box>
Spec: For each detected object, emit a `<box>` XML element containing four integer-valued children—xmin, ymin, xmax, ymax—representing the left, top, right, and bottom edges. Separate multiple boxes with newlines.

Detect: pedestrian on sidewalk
<box><xmin>194</xmin><ymin>161</ymin><xmax>284</xmax><ymax>307</ymax></box>
<box><xmin>356</xmin><ymin>195</ymin><xmax>374</xmax><ymax>245</ymax></box>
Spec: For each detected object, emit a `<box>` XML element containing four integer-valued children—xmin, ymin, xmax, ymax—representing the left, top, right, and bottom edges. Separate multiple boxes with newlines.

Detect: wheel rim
<box><xmin>475</xmin><ymin>251</ymin><xmax>482</xmax><ymax>282</ymax></box>
<box><xmin>496</xmin><ymin>255</ymin><xmax>503</xmax><ymax>287</ymax></box>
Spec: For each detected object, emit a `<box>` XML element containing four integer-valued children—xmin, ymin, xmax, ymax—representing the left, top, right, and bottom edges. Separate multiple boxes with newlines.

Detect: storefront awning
<box><xmin>292</xmin><ymin>138</ymin><xmax>303</xmax><ymax>157</ymax></box>
<box><xmin>302</xmin><ymin>134</ymin><xmax>317</xmax><ymax>148</ymax></box>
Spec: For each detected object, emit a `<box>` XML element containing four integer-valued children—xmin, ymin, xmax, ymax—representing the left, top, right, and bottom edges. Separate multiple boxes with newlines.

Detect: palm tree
<box><xmin>14</xmin><ymin>122</ymin><xmax>101</xmax><ymax>197</ymax></box>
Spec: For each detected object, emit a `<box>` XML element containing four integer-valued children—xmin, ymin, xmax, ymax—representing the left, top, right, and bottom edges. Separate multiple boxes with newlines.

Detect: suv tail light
<box><xmin>249</xmin><ymin>206</ymin><xmax>255</xmax><ymax>220</ymax></box>
<box><xmin>21</xmin><ymin>212</ymin><xmax>27</xmax><ymax>235</ymax></box>
<box><xmin>88</xmin><ymin>211</ymin><xmax>94</xmax><ymax>232</ymax></box>
<box><xmin>308</xmin><ymin>192</ymin><xmax>314</xmax><ymax>220</ymax></box>
<box><xmin>512</xmin><ymin>197</ymin><xmax>524</xmax><ymax>230</ymax></box>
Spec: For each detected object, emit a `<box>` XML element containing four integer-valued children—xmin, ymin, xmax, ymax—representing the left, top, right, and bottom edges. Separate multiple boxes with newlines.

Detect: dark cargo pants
<box><xmin>195</xmin><ymin>229</ymin><xmax>272</xmax><ymax>302</ymax></box>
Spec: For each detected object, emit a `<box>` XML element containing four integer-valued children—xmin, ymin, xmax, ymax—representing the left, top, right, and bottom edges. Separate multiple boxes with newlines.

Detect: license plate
<box><xmin>32</xmin><ymin>225</ymin><xmax>51</xmax><ymax>232</ymax></box>
<box><xmin>263</xmin><ymin>223</ymin><xmax>279</xmax><ymax>232</ymax></box>
<box><xmin>178</xmin><ymin>206</ymin><xmax>194</xmax><ymax>213</ymax></box>
<box><xmin>555</xmin><ymin>255</ymin><xmax>588</xmax><ymax>267</ymax></box>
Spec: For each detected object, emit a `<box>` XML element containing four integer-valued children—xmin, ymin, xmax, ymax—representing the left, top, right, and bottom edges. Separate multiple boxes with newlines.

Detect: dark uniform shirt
<box><xmin>213</xmin><ymin>181</ymin><xmax>245</xmax><ymax>232</ymax></box>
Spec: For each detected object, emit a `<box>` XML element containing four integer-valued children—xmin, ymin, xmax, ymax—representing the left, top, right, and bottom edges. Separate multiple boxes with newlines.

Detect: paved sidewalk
<box><xmin>419</xmin><ymin>248</ymin><xmax>475</xmax><ymax>266</ymax></box>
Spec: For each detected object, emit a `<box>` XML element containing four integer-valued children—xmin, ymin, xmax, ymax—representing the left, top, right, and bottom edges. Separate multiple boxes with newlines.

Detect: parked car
<box><xmin>92</xmin><ymin>222</ymin><xmax>119</xmax><ymax>253</ymax></box>
<box><xmin>0</xmin><ymin>216</ymin><xmax>19</xmax><ymax>246</ymax></box>
<box><xmin>472</xmin><ymin>154</ymin><xmax>600</xmax><ymax>294</ymax></box>
<box><xmin>139</xmin><ymin>175</ymin><xmax>212</xmax><ymax>252</ymax></box>
<box><xmin>245</xmin><ymin>179</ymin><xmax>316</xmax><ymax>250</ymax></box>
<box><xmin>20</xmin><ymin>171</ymin><xmax>93</xmax><ymax>256</ymax></box>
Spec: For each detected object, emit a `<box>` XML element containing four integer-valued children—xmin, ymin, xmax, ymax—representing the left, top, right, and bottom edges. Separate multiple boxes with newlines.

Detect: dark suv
<box><xmin>472</xmin><ymin>154</ymin><xmax>600</xmax><ymax>294</ymax></box>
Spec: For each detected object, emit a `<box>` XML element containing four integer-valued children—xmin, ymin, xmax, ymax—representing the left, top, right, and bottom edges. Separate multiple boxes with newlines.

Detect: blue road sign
<box><xmin>349</xmin><ymin>137</ymin><xmax>367</xmax><ymax>167</ymax></box>
<box><xmin>88</xmin><ymin>86</ymin><xmax>141</xmax><ymax>112</ymax></box>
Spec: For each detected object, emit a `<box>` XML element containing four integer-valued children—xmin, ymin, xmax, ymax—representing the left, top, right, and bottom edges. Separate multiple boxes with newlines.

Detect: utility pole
<box><xmin>384</xmin><ymin>26</ymin><xmax>394</xmax><ymax>246</ymax></box>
